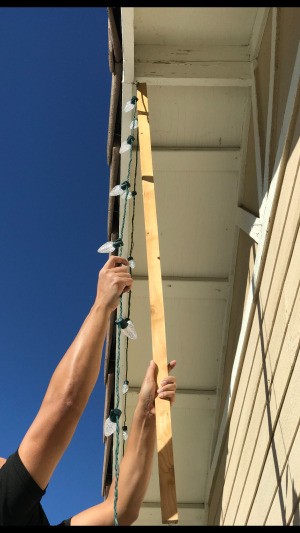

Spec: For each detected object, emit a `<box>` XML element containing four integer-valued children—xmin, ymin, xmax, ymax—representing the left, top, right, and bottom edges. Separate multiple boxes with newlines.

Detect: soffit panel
<box><xmin>145</xmin><ymin>85</ymin><xmax>249</xmax><ymax>148</ymax></box>
<box><xmin>127</xmin><ymin>282</ymin><xmax>227</xmax><ymax>390</ymax></box>
<box><xmin>134</xmin><ymin>505</ymin><xmax>205</xmax><ymax>526</ymax></box>
<box><xmin>128</xmin><ymin>151</ymin><xmax>240</xmax><ymax>278</ymax></box>
<box><xmin>134</xmin><ymin>7</ymin><xmax>258</xmax><ymax>47</ymax></box>
<box><xmin>125</xmin><ymin>390</ymin><xmax>215</xmax><ymax>503</ymax></box>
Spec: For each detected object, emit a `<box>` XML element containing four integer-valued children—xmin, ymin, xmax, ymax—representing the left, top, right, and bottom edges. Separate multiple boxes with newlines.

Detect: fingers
<box><xmin>99</xmin><ymin>258</ymin><xmax>133</xmax><ymax>295</ymax></box>
<box><xmin>157</xmin><ymin>373</ymin><xmax>177</xmax><ymax>405</ymax></box>
<box><xmin>104</xmin><ymin>256</ymin><xmax>129</xmax><ymax>269</ymax></box>
<box><xmin>167</xmin><ymin>360</ymin><xmax>176</xmax><ymax>373</ymax></box>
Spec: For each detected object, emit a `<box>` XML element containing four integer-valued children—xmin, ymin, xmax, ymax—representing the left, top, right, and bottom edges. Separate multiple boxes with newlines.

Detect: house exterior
<box><xmin>102</xmin><ymin>7</ymin><xmax>300</xmax><ymax>526</ymax></box>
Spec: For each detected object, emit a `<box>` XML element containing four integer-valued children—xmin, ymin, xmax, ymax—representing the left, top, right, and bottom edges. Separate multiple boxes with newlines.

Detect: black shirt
<box><xmin>0</xmin><ymin>450</ymin><xmax>71</xmax><ymax>526</ymax></box>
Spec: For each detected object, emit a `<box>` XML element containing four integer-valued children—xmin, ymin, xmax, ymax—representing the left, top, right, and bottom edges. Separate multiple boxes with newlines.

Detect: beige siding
<box><xmin>208</xmin><ymin>7</ymin><xmax>300</xmax><ymax>525</ymax></box>
<box><xmin>208</xmin><ymin>99</ymin><xmax>300</xmax><ymax>524</ymax></box>
<box><xmin>265</xmin><ymin>422</ymin><xmax>300</xmax><ymax>525</ymax></box>
<box><xmin>210</xmin><ymin>137</ymin><xmax>300</xmax><ymax>525</ymax></box>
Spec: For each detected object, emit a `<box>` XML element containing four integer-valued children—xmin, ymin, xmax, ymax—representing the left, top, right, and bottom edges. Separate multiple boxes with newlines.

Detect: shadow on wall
<box><xmin>209</xmin><ymin>117</ymin><xmax>300</xmax><ymax>524</ymax></box>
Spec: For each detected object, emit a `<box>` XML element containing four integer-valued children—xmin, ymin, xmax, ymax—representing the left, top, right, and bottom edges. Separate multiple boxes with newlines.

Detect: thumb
<box><xmin>145</xmin><ymin>360</ymin><xmax>157</xmax><ymax>380</ymax></box>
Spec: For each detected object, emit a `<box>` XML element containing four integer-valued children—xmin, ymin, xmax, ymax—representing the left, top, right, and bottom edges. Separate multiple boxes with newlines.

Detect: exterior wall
<box><xmin>208</xmin><ymin>8</ymin><xmax>300</xmax><ymax>525</ymax></box>
<box><xmin>217</xmin><ymin>114</ymin><xmax>258</xmax><ymax>427</ymax></box>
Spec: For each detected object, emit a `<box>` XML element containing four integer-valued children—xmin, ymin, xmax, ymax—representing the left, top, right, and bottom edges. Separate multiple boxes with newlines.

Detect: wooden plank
<box><xmin>136</xmin><ymin>82</ymin><xmax>178</xmax><ymax>524</ymax></box>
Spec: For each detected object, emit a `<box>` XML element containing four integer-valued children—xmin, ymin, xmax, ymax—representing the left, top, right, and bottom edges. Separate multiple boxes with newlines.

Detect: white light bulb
<box><xmin>124</xmin><ymin>96</ymin><xmax>138</xmax><ymax>113</ymax></box>
<box><xmin>124</xmin><ymin>100</ymin><xmax>134</xmax><ymax>113</ymax></box>
<box><xmin>130</xmin><ymin>119</ymin><xmax>138</xmax><ymax>130</ymax></box>
<box><xmin>119</xmin><ymin>140</ymin><xmax>131</xmax><ymax>154</ymax></box>
<box><xmin>116</xmin><ymin>318</ymin><xmax>137</xmax><ymax>340</ymax></box>
<box><xmin>109</xmin><ymin>181</ymin><xmax>130</xmax><ymax>197</ymax></box>
<box><xmin>122</xmin><ymin>319</ymin><xmax>137</xmax><ymax>340</ymax></box>
<box><xmin>122</xmin><ymin>380</ymin><xmax>129</xmax><ymax>394</ymax></box>
<box><xmin>121</xmin><ymin>190</ymin><xmax>136</xmax><ymax>200</ymax></box>
<box><xmin>104</xmin><ymin>408</ymin><xmax>122</xmax><ymax>437</ymax></box>
<box><xmin>119</xmin><ymin>135</ymin><xmax>134</xmax><ymax>154</ymax></box>
<box><xmin>128</xmin><ymin>257</ymin><xmax>135</xmax><ymax>269</ymax></box>
<box><xmin>109</xmin><ymin>184</ymin><xmax>123</xmax><ymax>197</ymax></box>
<box><xmin>104</xmin><ymin>416</ymin><xmax>117</xmax><ymax>437</ymax></box>
<box><xmin>97</xmin><ymin>238</ymin><xmax>123</xmax><ymax>254</ymax></box>
<box><xmin>122</xmin><ymin>426</ymin><xmax>128</xmax><ymax>441</ymax></box>
<box><xmin>97</xmin><ymin>241</ymin><xmax>115</xmax><ymax>253</ymax></box>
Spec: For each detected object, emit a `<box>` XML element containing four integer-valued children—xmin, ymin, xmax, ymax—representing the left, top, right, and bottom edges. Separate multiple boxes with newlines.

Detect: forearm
<box><xmin>42</xmin><ymin>302</ymin><xmax>110</xmax><ymax>413</ymax></box>
<box><xmin>110</xmin><ymin>401</ymin><xmax>156</xmax><ymax>525</ymax></box>
<box><xmin>18</xmin><ymin>257</ymin><xmax>132</xmax><ymax>492</ymax></box>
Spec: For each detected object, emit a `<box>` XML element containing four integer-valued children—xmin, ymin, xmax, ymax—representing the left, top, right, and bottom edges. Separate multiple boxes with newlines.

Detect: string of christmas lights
<box><xmin>97</xmin><ymin>90</ymin><xmax>139</xmax><ymax>526</ymax></box>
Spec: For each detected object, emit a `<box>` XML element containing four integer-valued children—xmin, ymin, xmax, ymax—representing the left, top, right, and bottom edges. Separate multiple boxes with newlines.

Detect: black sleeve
<box><xmin>55</xmin><ymin>517</ymin><xmax>72</xmax><ymax>526</ymax></box>
<box><xmin>0</xmin><ymin>449</ymin><xmax>50</xmax><ymax>526</ymax></box>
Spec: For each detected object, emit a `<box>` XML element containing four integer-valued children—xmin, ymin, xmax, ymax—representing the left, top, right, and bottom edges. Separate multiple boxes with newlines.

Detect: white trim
<box><xmin>251</xmin><ymin>61</ymin><xmax>263</xmax><ymax>214</ymax></box>
<box><xmin>208</xmin><ymin>96</ymin><xmax>251</xmax><ymax>468</ymax></box>
<box><xmin>135</xmin><ymin>61</ymin><xmax>252</xmax><ymax>87</ymax></box>
<box><xmin>121</xmin><ymin>7</ymin><xmax>134</xmax><ymax>84</ymax></box>
<box><xmin>146</xmin><ymin>148</ymin><xmax>241</xmax><ymax>172</ymax></box>
<box><xmin>261</xmin><ymin>8</ymin><xmax>278</xmax><ymax>218</ymax></box>
<box><xmin>236</xmin><ymin>206</ymin><xmax>262</xmax><ymax>244</ymax></box>
<box><xmin>141</xmin><ymin>502</ymin><xmax>205</xmax><ymax>509</ymax></box>
<box><xmin>206</xmin><ymin>41</ymin><xmax>300</xmax><ymax>503</ymax></box>
<box><xmin>133</xmin><ymin>277</ymin><xmax>229</xmax><ymax>301</ymax></box>
<box><xmin>249</xmin><ymin>8</ymin><xmax>270</xmax><ymax>60</ymax></box>
<box><xmin>126</xmin><ymin>388</ymin><xmax>217</xmax><ymax>411</ymax></box>
<box><xmin>135</xmin><ymin>44</ymin><xmax>250</xmax><ymax>63</ymax></box>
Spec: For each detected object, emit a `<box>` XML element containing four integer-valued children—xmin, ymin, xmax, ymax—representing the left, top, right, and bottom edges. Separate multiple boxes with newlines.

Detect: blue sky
<box><xmin>0</xmin><ymin>7</ymin><xmax>111</xmax><ymax>524</ymax></box>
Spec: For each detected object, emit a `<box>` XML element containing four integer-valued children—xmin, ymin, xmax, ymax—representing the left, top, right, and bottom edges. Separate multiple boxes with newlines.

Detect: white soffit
<box><xmin>127</xmin><ymin>280</ymin><xmax>228</xmax><ymax>390</ymax></box>
<box><xmin>145</xmin><ymin>86</ymin><xmax>250</xmax><ymax>147</ymax></box>
<box><xmin>125</xmin><ymin>390</ymin><xmax>216</xmax><ymax>503</ymax></box>
<box><xmin>129</xmin><ymin>149</ymin><xmax>242</xmax><ymax>278</ymax></box>
<box><xmin>134</xmin><ymin>7</ymin><xmax>258</xmax><ymax>47</ymax></box>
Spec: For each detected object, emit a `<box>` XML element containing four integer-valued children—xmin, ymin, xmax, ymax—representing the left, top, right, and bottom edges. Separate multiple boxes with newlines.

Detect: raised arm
<box><xmin>18</xmin><ymin>256</ymin><xmax>132</xmax><ymax>490</ymax></box>
<box><xmin>69</xmin><ymin>359</ymin><xmax>177</xmax><ymax>526</ymax></box>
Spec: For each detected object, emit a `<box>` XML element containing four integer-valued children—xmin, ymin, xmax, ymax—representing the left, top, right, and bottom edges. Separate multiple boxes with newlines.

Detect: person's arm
<box><xmin>18</xmin><ymin>255</ymin><xmax>132</xmax><ymax>490</ymax></box>
<box><xmin>69</xmin><ymin>359</ymin><xmax>177</xmax><ymax>526</ymax></box>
